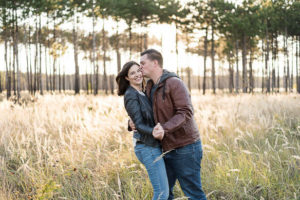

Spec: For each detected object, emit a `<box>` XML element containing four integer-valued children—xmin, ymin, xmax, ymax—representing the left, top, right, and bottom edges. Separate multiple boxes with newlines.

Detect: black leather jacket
<box><xmin>124</xmin><ymin>86</ymin><xmax>160</xmax><ymax>147</ymax></box>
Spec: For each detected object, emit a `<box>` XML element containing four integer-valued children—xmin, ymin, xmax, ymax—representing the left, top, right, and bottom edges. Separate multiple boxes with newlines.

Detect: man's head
<box><xmin>140</xmin><ymin>49</ymin><xmax>163</xmax><ymax>78</ymax></box>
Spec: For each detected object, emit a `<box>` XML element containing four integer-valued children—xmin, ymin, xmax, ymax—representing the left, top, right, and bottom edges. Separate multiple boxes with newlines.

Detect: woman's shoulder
<box><xmin>124</xmin><ymin>86</ymin><xmax>138</xmax><ymax>100</ymax></box>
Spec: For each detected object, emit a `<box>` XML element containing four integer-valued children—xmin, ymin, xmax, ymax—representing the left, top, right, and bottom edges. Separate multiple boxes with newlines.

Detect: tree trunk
<box><xmin>296</xmin><ymin>36</ymin><xmax>300</xmax><ymax>93</ymax></box>
<box><xmin>202</xmin><ymin>26</ymin><xmax>208</xmax><ymax>95</ymax></box>
<box><xmin>28</xmin><ymin>27</ymin><xmax>33</xmax><ymax>95</ymax></box>
<box><xmin>211</xmin><ymin>23</ymin><xmax>216</xmax><ymax>94</ymax></box>
<box><xmin>90</xmin><ymin>66</ymin><xmax>94</xmax><ymax>94</ymax></box>
<box><xmin>39</xmin><ymin>15</ymin><xmax>43</xmax><ymax>95</ymax></box>
<box><xmin>176</xmin><ymin>23</ymin><xmax>179</xmax><ymax>76</ymax></box>
<box><xmin>143</xmin><ymin>32</ymin><xmax>148</xmax><ymax>50</ymax></box>
<box><xmin>129</xmin><ymin>24</ymin><xmax>132</xmax><ymax>59</ymax></box>
<box><xmin>249</xmin><ymin>50</ymin><xmax>254</xmax><ymax>93</ymax></box>
<box><xmin>12</xmin><ymin>10</ymin><xmax>16</xmax><ymax>96</ymax></box>
<box><xmin>110</xmin><ymin>75</ymin><xmax>114</xmax><ymax>94</ymax></box>
<box><xmin>265</xmin><ymin>29</ymin><xmax>270</xmax><ymax>93</ymax></box>
<box><xmin>139</xmin><ymin>31</ymin><xmax>143</xmax><ymax>52</ymax></box>
<box><xmin>4</xmin><ymin>9</ymin><xmax>11</xmax><ymax>99</ymax></box>
<box><xmin>116</xmin><ymin>22</ymin><xmax>121</xmax><ymax>73</ymax></box>
<box><xmin>261</xmin><ymin>40</ymin><xmax>265</xmax><ymax>93</ymax></box>
<box><xmin>287</xmin><ymin>36</ymin><xmax>290</xmax><ymax>92</ymax></box>
<box><xmin>228</xmin><ymin>54</ymin><xmax>234</xmax><ymax>93</ymax></box>
<box><xmin>9</xmin><ymin>33</ymin><xmax>13</xmax><ymax>97</ymax></box>
<box><xmin>95</xmin><ymin>62</ymin><xmax>99</xmax><ymax>94</ymax></box>
<box><xmin>116</xmin><ymin>23</ymin><xmax>122</xmax><ymax>73</ymax></box>
<box><xmin>34</xmin><ymin>17</ymin><xmax>38</xmax><ymax>94</ymax></box>
<box><xmin>271</xmin><ymin>34</ymin><xmax>275</xmax><ymax>93</ymax></box>
<box><xmin>86</xmin><ymin>62</ymin><xmax>89</xmax><ymax>94</ymax></box>
<box><xmin>186</xmin><ymin>68</ymin><xmax>191</xmax><ymax>92</ymax></box>
<box><xmin>52</xmin><ymin>16</ymin><xmax>57</xmax><ymax>92</ymax></box>
<box><xmin>291</xmin><ymin>37</ymin><xmax>294</xmax><ymax>92</ymax></box>
<box><xmin>45</xmin><ymin>45</ymin><xmax>49</xmax><ymax>92</ymax></box>
<box><xmin>235</xmin><ymin>40</ymin><xmax>239</xmax><ymax>93</ymax></box>
<box><xmin>24</xmin><ymin>25</ymin><xmax>31</xmax><ymax>93</ymax></box>
<box><xmin>73</xmin><ymin>12</ymin><xmax>80</xmax><ymax>94</ymax></box>
<box><xmin>92</xmin><ymin>0</ymin><xmax>97</xmax><ymax>95</ymax></box>
<box><xmin>284</xmin><ymin>26</ymin><xmax>288</xmax><ymax>92</ymax></box>
<box><xmin>14</xmin><ymin>10</ymin><xmax>20</xmax><ymax>100</ymax></box>
<box><xmin>58</xmin><ymin>60</ymin><xmax>61</xmax><ymax>93</ymax></box>
<box><xmin>275</xmin><ymin>36</ymin><xmax>280</xmax><ymax>92</ymax></box>
<box><xmin>102</xmin><ymin>18</ymin><xmax>108</xmax><ymax>95</ymax></box>
<box><xmin>242</xmin><ymin>34</ymin><xmax>248</xmax><ymax>93</ymax></box>
<box><xmin>0</xmin><ymin>72</ymin><xmax>2</xmax><ymax>93</ymax></box>
<box><xmin>63</xmin><ymin>71</ymin><xmax>66</xmax><ymax>92</ymax></box>
<box><xmin>45</xmin><ymin>13</ymin><xmax>49</xmax><ymax>92</ymax></box>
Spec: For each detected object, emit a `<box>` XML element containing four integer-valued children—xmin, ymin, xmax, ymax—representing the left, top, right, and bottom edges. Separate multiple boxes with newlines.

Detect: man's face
<box><xmin>140</xmin><ymin>54</ymin><xmax>154</xmax><ymax>78</ymax></box>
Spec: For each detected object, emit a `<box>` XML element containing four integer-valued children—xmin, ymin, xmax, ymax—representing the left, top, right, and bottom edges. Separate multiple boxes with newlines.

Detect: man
<box><xmin>131</xmin><ymin>49</ymin><xmax>206</xmax><ymax>200</ymax></box>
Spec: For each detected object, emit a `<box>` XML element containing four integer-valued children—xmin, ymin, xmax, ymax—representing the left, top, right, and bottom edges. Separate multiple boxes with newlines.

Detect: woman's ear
<box><xmin>125</xmin><ymin>76</ymin><xmax>129</xmax><ymax>81</ymax></box>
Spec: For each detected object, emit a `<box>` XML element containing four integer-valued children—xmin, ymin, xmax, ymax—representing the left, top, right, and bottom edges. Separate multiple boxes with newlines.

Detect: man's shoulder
<box><xmin>166</xmin><ymin>76</ymin><xmax>181</xmax><ymax>82</ymax></box>
<box><xmin>165</xmin><ymin>76</ymin><xmax>183</xmax><ymax>87</ymax></box>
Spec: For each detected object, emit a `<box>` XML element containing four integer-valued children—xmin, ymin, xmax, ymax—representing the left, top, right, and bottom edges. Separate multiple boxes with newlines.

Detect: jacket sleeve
<box><xmin>161</xmin><ymin>78</ymin><xmax>193</xmax><ymax>134</ymax></box>
<box><xmin>124</xmin><ymin>92</ymin><xmax>154</xmax><ymax>135</ymax></box>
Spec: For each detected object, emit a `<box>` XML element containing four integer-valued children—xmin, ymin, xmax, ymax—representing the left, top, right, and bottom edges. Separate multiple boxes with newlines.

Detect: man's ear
<box><xmin>153</xmin><ymin>59</ymin><xmax>158</xmax><ymax>67</ymax></box>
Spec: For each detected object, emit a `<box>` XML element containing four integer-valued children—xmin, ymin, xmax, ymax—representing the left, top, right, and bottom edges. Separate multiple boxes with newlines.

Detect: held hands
<box><xmin>153</xmin><ymin>123</ymin><xmax>164</xmax><ymax>141</ymax></box>
<box><xmin>129</xmin><ymin>118</ymin><xmax>164</xmax><ymax>141</ymax></box>
<box><xmin>129</xmin><ymin>118</ymin><xmax>136</xmax><ymax>131</ymax></box>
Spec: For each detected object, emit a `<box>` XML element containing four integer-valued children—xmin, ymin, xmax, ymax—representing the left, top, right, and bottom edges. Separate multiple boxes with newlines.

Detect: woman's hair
<box><xmin>116</xmin><ymin>61</ymin><xmax>140</xmax><ymax>96</ymax></box>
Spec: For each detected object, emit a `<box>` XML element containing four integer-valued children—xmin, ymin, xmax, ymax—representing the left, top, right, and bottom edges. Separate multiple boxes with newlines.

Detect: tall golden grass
<box><xmin>0</xmin><ymin>93</ymin><xmax>299</xmax><ymax>199</ymax></box>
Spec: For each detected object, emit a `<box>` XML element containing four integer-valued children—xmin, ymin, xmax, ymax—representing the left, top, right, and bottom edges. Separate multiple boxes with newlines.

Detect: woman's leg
<box><xmin>134</xmin><ymin>144</ymin><xmax>169</xmax><ymax>200</ymax></box>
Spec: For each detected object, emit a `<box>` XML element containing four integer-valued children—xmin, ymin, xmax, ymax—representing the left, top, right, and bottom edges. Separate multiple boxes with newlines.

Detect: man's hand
<box><xmin>153</xmin><ymin>123</ymin><xmax>164</xmax><ymax>141</ymax></box>
<box><xmin>128</xmin><ymin>118</ymin><xmax>136</xmax><ymax>131</ymax></box>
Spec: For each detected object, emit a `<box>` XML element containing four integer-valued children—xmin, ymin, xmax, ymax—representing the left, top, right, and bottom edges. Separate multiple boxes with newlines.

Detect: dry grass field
<box><xmin>0</xmin><ymin>92</ymin><xmax>299</xmax><ymax>200</ymax></box>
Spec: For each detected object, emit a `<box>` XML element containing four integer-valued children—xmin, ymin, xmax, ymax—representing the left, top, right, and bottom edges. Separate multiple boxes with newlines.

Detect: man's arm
<box><xmin>161</xmin><ymin>78</ymin><xmax>193</xmax><ymax>134</ymax></box>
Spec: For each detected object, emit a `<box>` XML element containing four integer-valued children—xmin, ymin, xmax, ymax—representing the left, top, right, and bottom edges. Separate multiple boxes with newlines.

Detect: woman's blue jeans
<box><xmin>134</xmin><ymin>143</ymin><xmax>169</xmax><ymax>200</ymax></box>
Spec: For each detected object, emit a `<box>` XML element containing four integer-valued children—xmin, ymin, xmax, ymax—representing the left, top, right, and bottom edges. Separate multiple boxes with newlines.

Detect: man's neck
<box><xmin>150</xmin><ymin>69</ymin><xmax>163</xmax><ymax>84</ymax></box>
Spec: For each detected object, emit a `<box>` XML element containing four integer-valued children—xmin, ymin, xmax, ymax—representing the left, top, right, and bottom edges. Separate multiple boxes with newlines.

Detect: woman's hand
<box><xmin>153</xmin><ymin>123</ymin><xmax>164</xmax><ymax>141</ymax></box>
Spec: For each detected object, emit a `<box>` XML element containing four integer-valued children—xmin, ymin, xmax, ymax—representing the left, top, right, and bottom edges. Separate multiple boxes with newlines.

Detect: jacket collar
<box><xmin>145</xmin><ymin>70</ymin><xmax>178</xmax><ymax>97</ymax></box>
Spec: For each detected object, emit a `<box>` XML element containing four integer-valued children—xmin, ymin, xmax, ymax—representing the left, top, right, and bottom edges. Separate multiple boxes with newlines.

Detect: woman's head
<box><xmin>116</xmin><ymin>61</ymin><xmax>142</xmax><ymax>96</ymax></box>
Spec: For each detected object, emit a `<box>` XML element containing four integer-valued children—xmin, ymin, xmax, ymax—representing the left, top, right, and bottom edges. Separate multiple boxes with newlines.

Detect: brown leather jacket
<box><xmin>145</xmin><ymin>70</ymin><xmax>200</xmax><ymax>151</ymax></box>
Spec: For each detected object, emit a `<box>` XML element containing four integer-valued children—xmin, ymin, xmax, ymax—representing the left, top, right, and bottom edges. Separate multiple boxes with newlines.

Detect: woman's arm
<box><xmin>124</xmin><ymin>92</ymin><xmax>153</xmax><ymax>135</ymax></box>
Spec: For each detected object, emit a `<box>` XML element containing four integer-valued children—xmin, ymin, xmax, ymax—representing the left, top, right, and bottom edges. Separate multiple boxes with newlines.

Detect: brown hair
<box><xmin>116</xmin><ymin>61</ymin><xmax>140</xmax><ymax>96</ymax></box>
<box><xmin>141</xmin><ymin>49</ymin><xmax>163</xmax><ymax>68</ymax></box>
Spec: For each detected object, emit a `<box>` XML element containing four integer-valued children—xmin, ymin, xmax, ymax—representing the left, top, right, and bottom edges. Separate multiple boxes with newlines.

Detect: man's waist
<box><xmin>162</xmin><ymin>134</ymin><xmax>200</xmax><ymax>152</ymax></box>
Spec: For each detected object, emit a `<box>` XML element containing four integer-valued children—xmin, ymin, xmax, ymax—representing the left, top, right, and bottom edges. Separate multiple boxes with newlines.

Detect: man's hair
<box><xmin>141</xmin><ymin>49</ymin><xmax>163</xmax><ymax>68</ymax></box>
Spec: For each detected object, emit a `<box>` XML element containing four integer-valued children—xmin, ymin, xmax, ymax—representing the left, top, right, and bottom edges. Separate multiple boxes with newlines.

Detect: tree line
<box><xmin>0</xmin><ymin>0</ymin><xmax>299</xmax><ymax>100</ymax></box>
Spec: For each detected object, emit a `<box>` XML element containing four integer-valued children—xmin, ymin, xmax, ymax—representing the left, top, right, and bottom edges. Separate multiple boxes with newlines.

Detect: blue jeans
<box><xmin>164</xmin><ymin>140</ymin><xmax>207</xmax><ymax>200</ymax></box>
<box><xmin>134</xmin><ymin>143</ymin><xmax>169</xmax><ymax>200</ymax></box>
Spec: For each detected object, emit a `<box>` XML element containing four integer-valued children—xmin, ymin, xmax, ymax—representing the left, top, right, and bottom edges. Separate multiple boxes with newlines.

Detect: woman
<box><xmin>116</xmin><ymin>61</ymin><xmax>169</xmax><ymax>200</ymax></box>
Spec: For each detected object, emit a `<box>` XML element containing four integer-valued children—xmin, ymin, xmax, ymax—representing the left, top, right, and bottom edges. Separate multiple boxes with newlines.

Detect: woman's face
<box><xmin>126</xmin><ymin>64</ymin><xmax>143</xmax><ymax>86</ymax></box>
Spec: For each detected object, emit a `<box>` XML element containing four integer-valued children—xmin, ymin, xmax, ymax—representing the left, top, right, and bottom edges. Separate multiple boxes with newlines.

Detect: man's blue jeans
<box><xmin>164</xmin><ymin>140</ymin><xmax>207</xmax><ymax>200</ymax></box>
<box><xmin>134</xmin><ymin>143</ymin><xmax>169</xmax><ymax>200</ymax></box>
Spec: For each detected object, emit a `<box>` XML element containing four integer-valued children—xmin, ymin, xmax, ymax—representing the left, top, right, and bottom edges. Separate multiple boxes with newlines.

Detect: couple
<box><xmin>116</xmin><ymin>49</ymin><xmax>206</xmax><ymax>200</ymax></box>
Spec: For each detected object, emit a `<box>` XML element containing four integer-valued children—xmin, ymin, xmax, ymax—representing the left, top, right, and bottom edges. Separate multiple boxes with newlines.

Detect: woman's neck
<box><xmin>130</xmin><ymin>84</ymin><xmax>142</xmax><ymax>92</ymax></box>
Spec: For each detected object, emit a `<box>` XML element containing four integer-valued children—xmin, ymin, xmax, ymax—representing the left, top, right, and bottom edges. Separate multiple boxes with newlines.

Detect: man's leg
<box><xmin>164</xmin><ymin>151</ymin><xmax>177</xmax><ymax>200</ymax></box>
<box><xmin>173</xmin><ymin>141</ymin><xmax>207</xmax><ymax>200</ymax></box>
